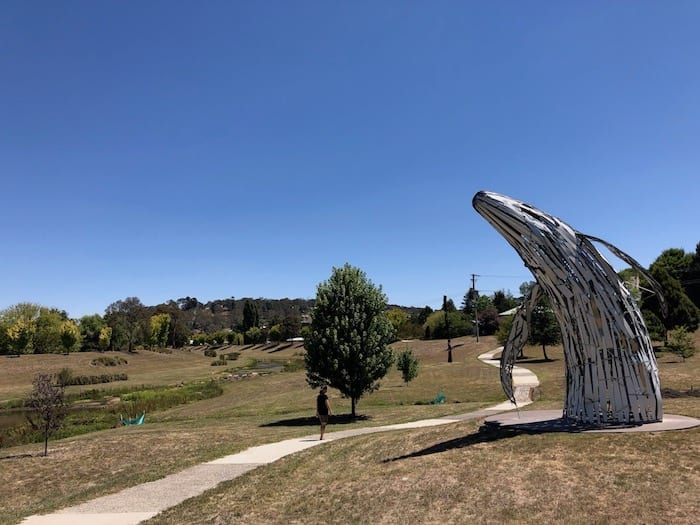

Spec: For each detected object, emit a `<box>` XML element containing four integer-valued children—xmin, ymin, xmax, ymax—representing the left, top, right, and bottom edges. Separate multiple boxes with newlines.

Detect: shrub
<box><xmin>55</xmin><ymin>367</ymin><xmax>73</xmax><ymax>387</ymax></box>
<box><xmin>91</xmin><ymin>356</ymin><xmax>128</xmax><ymax>366</ymax></box>
<box><xmin>64</xmin><ymin>373</ymin><xmax>128</xmax><ymax>385</ymax></box>
<box><xmin>396</xmin><ymin>349</ymin><xmax>419</xmax><ymax>383</ymax></box>
<box><xmin>667</xmin><ymin>326</ymin><xmax>696</xmax><ymax>361</ymax></box>
<box><xmin>211</xmin><ymin>359</ymin><xmax>227</xmax><ymax>366</ymax></box>
<box><xmin>204</xmin><ymin>348</ymin><xmax>217</xmax><ymax>358</ymax></box>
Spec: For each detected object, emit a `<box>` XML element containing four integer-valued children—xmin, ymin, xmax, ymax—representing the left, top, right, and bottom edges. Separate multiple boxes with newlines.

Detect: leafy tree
<box><xmin>150</xmin><ymin>313</ymin><xmax>171</xmax><ymax>348</ymax></box>
<box><xmin>7</xmin><ymin>318</ymin><xmax>36</xmax><ymax>354</ymax></box>
<box><xmin>685</xmin><ymin>242</ymin><xmax>700</xmax><ymax>308</ymax></box>
<box><xmin>98</xmin><ymin>326</ymin><xmax>112</xmax><ymax>351</ymax></box>
<box><xmin>653</xmin><ymin>248</ymin><xmax>693</xmax><ymax>282</ymax></box>
<box><xmin>477</xmin><ymin>307</ymin><xmax>500</xmax><ymax>336</ymax></box>
<box><xmin>59</xmin><ymin>320</ymin><xmax>81</xmax><ymax>353</ymax></box>
<box><xmin>79</xmin><ymin>314</ymin><xmax>106</xmax><ymax>351</ymax></box>
<box><xmin>242</xmin><ymin>300</ymin><xmax>259</xmax><ymax>331</ymax></box>
<box><xmin>424</xmin><ymin>310</ymin><xmax>472</xmax><ymax>339</ymax></box>
<box><xmin>104</xmin><ymin>297</ymin><xmax>146</xmax><ymax>352</ymax></box>
<box><xmin>644</xmin><ymin>265</ymin><xmax>699</xmax><ymax>335</ymax></box>
<box><xmin>34</xmin><ymin>308</ymin><xmax>68</xmax><ymax>353</ymax></box>
<box><xmin>396</xmin><ymin>348</ymin><xmax>419</xmax><ymax>383</ymax></box>
<box><xmin>386</xmin><ymin>308</ymin><xmax>409</xmax><ymax>339</ymax></box>
<box><xmin>268</xmin><ymin>325</ymin><xmax>282</xmax><ymax>342</ymax></box>
<box><xmin>411</xmin><ymin>306</ymin><xmax>433</xmax><ymax>325</ymax></box>
<box><xmin>461</xmin><ymin>288</ymin><xmax>478</xmax><ymax>317</ymax></box>
<box><xmin>492</xmin><ymin>290</ymin><xmax>520</xmax><ymax>313</ymax></box>
<box><xmin>280</xmin><ymin>316</ymin><xmax>302</xmax><ymax>341</ymax></box>
<box><xmin>245</xmin><ymin>326</ymin><xmax>264</xmax><ymax>344</ymax></box>
<box><xmin>155</xmin><ymin>301</ymin><xmax>189</xmax><ymax>348</ymax></box>
<box><xmin>496</xmin><ymin>314</ymin><xmax>514</xmax><ymax>345</ymax></box>
<box><xmin>305</xmin><ymin>264</ymin><xmax>395</xmax><ymax>417</ymax></box>
<box><xmin>527</xmin><ymin>298</ymin><xmax>560</xmax><ymax>361</ymax></box>
<box><xmin>226</xmin><ymin>331</ymin><xmax>243</xmax><ymax>345</ymax></box>
<box><xmin>666</xmin><ymin>326</ymin><xmax>696</xmax><ymax>362</ymax></box>
<box><xmin>26</xmin><ymin>373</ymin><xmax>67</xmax><ymax>456</ymax></box>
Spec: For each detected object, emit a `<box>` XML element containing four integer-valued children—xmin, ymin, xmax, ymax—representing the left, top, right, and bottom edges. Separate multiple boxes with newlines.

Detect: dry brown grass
<box><xmin>1</xmin><ymin>334</ymin><xmax>698</xmax><ymax>525</ymax></box>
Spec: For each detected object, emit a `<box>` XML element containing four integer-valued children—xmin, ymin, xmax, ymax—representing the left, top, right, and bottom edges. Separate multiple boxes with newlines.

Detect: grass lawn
<box><xmin>0</xmin><ymin>334</ymin><xmax>698</xmax><ymax>524</ymax></box>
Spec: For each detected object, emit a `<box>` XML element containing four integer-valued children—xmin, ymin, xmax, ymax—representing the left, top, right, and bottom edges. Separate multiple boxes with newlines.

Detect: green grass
<box><xmin>0</xmin><ymin>334</ymin><xmax>698</xmax><ymax>525</ymax></box>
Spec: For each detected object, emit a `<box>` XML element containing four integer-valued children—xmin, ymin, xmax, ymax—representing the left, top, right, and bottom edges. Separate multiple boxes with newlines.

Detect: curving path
<box><xmin>476</xmin><ymin>347</ymin><xmax>540</xmax><ymax>408</ymax></box>
<box><xmin>22</xmin><ymin>348</ymin><xmax>537</xmax><ymax>525</ymax></box>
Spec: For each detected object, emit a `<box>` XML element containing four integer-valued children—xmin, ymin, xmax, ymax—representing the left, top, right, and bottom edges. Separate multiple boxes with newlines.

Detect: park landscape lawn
<box><xmin>0</xmin><ymin>334</ymin><xmax>698</xmax><ymax>524</ymax></box>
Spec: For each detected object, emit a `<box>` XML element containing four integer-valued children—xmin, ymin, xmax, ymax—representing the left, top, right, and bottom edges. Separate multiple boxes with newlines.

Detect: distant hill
<box><xmin>158</xmin><ymin>296</ymin><xmax>424</xmax><ymax>333</ymax></box>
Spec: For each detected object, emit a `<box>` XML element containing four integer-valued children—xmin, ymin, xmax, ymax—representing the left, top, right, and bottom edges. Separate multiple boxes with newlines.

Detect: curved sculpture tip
<box><xmin>472</xmin><ymin>190</ymin><xmax>493</xmax><ymax>208</ymax></box>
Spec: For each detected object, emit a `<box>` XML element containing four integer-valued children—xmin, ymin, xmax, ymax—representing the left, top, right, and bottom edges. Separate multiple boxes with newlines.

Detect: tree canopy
<box><xmin>304</xmin><ymin>264</ymin><xmax>395</xmax><ymax>417</ymax></box>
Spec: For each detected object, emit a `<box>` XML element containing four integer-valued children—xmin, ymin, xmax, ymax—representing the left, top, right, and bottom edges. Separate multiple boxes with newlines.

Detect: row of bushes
<box><xmin>91</xmin><ymin>356</ymin><xmax>128</xmax><ymax>366</ymax></box>
<box><xmin>55</xmin><ymin>368</ymin><xmax>127</xmax><ymax>386</ymax></box>
<box><xmin>64</xmin><ymin>373</ymin><xmax>128</xmax><ymax>386</ymax></box>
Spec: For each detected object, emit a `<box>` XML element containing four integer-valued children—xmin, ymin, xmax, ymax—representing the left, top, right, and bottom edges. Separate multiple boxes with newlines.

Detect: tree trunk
<box><xmin>44</xmin><ymin>431</ymin><xmax>49</xmax><ymax>456</ymax></box>
<box><xmin>542</xmin><ymin>343</ymin><xmax>549</xmax><ymax>361</ymax></box>
<box><xmin>351</xmin><ymin>397</ymin><xmax>356</xmax><ymax>418</ymax></box>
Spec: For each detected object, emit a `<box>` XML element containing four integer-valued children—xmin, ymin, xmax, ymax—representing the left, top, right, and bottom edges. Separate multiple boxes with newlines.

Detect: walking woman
<box><xmin>316</xmin><ymin>385</ymin><xmax>332</xmax><ymax>440</ymax></box>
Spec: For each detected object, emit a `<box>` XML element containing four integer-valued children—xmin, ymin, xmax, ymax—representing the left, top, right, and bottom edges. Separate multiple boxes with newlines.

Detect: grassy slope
<box><xmin>0</xmin><ymin>334</ymin><xmax>698</xmax><ymax>524</ymax></box>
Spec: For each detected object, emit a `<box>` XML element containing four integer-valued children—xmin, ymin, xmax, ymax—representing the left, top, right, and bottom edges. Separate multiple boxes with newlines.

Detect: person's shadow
<box><xmin>260</xmin><ymin>413</ymin><xmax>369</xmax><ymax>428</ymax></box>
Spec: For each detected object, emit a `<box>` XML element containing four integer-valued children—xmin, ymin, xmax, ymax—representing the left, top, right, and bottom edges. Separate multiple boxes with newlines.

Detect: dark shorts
<box><xmin>318</xmin><ymin>414</ymin><xmax>329</xmax><ymax>424</ymax></box>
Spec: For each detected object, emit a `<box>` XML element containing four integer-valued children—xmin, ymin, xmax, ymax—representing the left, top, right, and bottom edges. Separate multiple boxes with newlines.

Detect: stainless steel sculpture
<box><xmin>473</xmin><ymin>191</ymin><xmax>665</xmax><ymax>425</ymax></box>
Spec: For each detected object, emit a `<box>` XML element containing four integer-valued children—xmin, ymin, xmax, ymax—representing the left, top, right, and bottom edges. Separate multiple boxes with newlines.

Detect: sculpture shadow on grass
<box><xmin>260</xmin><ymin>414</ymin><xmax>370</xmax><ymax>428</ymax></box>
<box><xmin>384</xmin><ymin>420</ymin><xmax>591</xmax><ymax>463</ymax></box>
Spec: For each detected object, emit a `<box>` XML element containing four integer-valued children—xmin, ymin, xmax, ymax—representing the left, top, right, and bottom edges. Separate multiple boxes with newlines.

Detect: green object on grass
<box><xmin>431</xmin><ymin>392</ymin><xmax>445</xmax><ymax>404</ymax></box>
<box><xmin>120</xmin><ymin>412</ymin><xmax>145</xmax><ymax>425</ymax></box>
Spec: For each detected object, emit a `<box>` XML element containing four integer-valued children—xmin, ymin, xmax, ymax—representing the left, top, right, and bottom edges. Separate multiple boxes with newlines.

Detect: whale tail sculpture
<box><xmin>473</xmin><ymin>191</ymin><xmax>665</xmax><ymax>426</ymax></box>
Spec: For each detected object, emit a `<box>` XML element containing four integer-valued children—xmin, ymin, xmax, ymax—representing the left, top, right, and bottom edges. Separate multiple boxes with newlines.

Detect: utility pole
<box><xmin>443</xmin><ymin>295</ymin><xmax>452</xmax><ymax>363</ymax></box>
<box><xmin>471</xmin><ymin>274</ymin><xmax>480</xmax><ymax>343</ymax></box>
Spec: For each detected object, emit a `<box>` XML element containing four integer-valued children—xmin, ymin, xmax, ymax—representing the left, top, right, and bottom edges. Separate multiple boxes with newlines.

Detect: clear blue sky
<box><xmin>2</xmin><ymin>1</ymin><xmax>699</xmax><ymax>319</ymax></box>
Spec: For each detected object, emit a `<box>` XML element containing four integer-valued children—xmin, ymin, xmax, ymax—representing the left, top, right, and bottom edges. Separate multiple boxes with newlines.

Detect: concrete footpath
<box><xmin>16</xmin><ymin>350</ymin><xmax>533</xmax><ymax>525</ymax></box>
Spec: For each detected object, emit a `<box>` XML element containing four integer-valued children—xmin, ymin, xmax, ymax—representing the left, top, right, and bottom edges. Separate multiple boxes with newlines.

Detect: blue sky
<box><xmin>2</xmin><ymin>1</ymin><xmax>699</xmax><ymax>319</ymax></box>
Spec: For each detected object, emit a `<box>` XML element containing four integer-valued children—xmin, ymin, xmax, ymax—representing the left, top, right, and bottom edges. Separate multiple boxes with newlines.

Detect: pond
<box><xmin>0</xmin><ymin>409</ymin><xmax>27</xmax><ymax>430</ymax></box>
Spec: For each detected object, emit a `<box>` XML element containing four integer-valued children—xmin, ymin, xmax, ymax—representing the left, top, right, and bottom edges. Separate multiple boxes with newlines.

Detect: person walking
<box><xmin>316</xmin><ymin>385</ymin><xmax>332</xmax><ymax>440</ymax></box>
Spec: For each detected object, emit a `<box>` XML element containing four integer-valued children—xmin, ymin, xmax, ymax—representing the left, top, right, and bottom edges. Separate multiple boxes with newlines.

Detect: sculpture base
<box><xmin>483</xmin><ymin>409</ymin><xmax>700</xmax><ymax>433</ymax></box>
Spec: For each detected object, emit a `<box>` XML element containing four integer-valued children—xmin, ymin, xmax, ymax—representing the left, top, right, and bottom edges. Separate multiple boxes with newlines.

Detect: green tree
<box><xmin>411</xmin><ymin>306</ymin><xmax>433</xmax><ymax>325</ymax></box>
<box><xmin>496</xmin><ymin>313</ymin><xmax>514</xmax><ymax>346</ymax></box>
<box><xmin>105</xmin><ymin>297</ymin><xmax>146</xmax><ymax>352</ymax></box>
<box><xmin>59</xmin><ymin>320</ymin><xmax>81</xmax><ymax>353</ymax></box>
<box><xmin>268</xmin><ymin>325</ymin><xmax>282</xmax><ymax>342</ymax></box>
<box><xmin>386</xmin><ymin>308</ymin><xmax>409</xmax><ymax>339</ymax></box>
<box><xmin>461</xmin><ymin>288</ymin><xmax>478</xmax><ymax>317</ymax></box>
<box><xmin>26</xmin><ymin>373</ymin><xmax>67</xmax><ymax>456</ymax></box>
<box><xmin>527</xmin><ymin>298</ymin><xmax>560</xmax><ymax>361</ymax></box>
<box><xmin>245</xmin><ymin>326</ymin><xmax>264</xmax><ymax>344</ymax></box>
<box><xmin>685</xmin><ymin>243</ymin><xmax>700</xmax><ymax>308</ymax></box>
<box><xmin>396</xmin><ymin>348</ymin><xmax>419</xmax><ymax>383</ymax></box>
<box><xmin>7</xmin><ymin>318</ymin><xmax>36</xmax><ymax>354</ymax></box>
<box><xmin>666</xmin><ymin>326</ymin><xmax>696</xmax><ymax>362</ymax></box>
<box><xmin>34</xmin><ymin>308</ymin><xmax>68</xmax><ymax>353</ymax></box>
<box><xmin>150</xmin><ymin>313</ymin><xmax>171</xmax><ymax>348</ymax></box>
<box><xmin>477</xmin><ymin>307</ymin><xmax>500</xmax><ymax>336</ymax></box>
<box><xmin>79</xmin><ymin>314</ymin><xmax>106</xmax><ymax>351</ymax></box>
<box><xmin>280</xmin><ymin>316</ymin><xmax>302</xmax><ymax>341</ymax></box>
<box><xmin>424</xmin><ymin>310</ymin><xmax>472</xmax><ymax>339</ymax></box>
<box><xmin>2</xmin><ymin>303</ymin><xmax>42</xmax><ymax>354</ymax></box>
<box><xmin>242</xmin><ymin>301</ymin><xmax>259</xmax><ymax>331</ymax></box>
<box><xmin>492</xmin><ymin>290</ymin><xmax>520</xmax><ymax>313</ymax></box>
<box><xmin>98</xmin><ymin>326</ymin><xmax>112</xmax><ymax>351</ymax></box>
<box><xmin>644</xmin><ymin>264</ymin><xmax>699</xmax><ymax>335</ymax></box>
<box><xmin>305</xmin><ymin>264</ymin><xmax>395</xmax><ymax>417</ymax></box>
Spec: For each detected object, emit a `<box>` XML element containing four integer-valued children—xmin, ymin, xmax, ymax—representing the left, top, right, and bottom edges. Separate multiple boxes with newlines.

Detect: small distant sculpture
<box><xmin>473</xmin><ymin>191</ymin><xmax>665</xmax><ymax>425</ymax></box>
